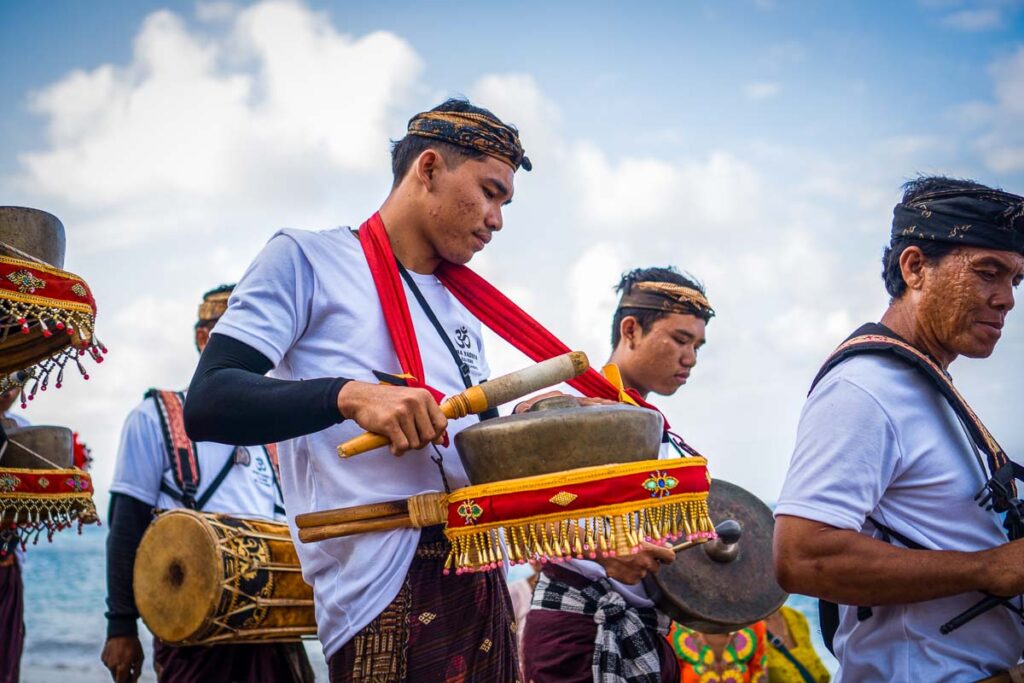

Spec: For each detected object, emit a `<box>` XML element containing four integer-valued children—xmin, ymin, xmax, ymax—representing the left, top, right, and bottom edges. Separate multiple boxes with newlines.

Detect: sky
<box><xmin>2</xmin><ymin>0</ymin><xmax>1023</xmax><ymax>513</ymax></box>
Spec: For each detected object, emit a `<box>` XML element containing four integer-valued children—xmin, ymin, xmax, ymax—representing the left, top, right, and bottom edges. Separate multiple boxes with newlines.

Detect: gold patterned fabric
<box><xmin>407</xmin><ymin>109</ymin><xmax>531</xmax><ymax>171</ymax></box>
<box><xmin>618</xmin><ymin>281</ymin><xmax>715</xmax><ymax>319</ymax></box>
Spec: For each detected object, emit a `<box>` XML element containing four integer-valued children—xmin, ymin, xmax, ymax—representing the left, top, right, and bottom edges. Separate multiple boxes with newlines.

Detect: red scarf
<box><xmin>357</xmin><ymin>212</ymin><xmax>668</xmax><ymax>424</ymax></box>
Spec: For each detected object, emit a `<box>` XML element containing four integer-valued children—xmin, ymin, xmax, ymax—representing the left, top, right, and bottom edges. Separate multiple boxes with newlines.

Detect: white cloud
<box><xmin>743</xmin><ymin>81</ymin><xmax>782</xmax><ymax>100</ymax></box>
<box><xmin>941</xmin><ymin>7</ymin><xmax>1003</xmax><ymax>29</ymax></box>
<box><xmin>17</xmin><ymin>1</ymin><xmax>422</xmax><ymax>244</ymax></box>
<box><xmin>974</xmin><ymin>45</ymin><xmax>1024</xmax><ymax>172</ymax></box>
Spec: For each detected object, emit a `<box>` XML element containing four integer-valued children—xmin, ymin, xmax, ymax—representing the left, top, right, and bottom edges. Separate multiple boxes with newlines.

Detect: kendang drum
<box><xmin>134</xmin><ymin>509</ymin><xmax>316</xmax><ymax>645</ymax></box>
<box><xmin>0</xmin><ymin>424</ymin><xmax>98</xmax><ymax>548</ymax></box>
<box><xmin>644</xmin><ymin>479</ymin><xmax>788</xmax><ymax>633</ymax></box>
<box><xmin>0</xmin><ymin>207</ymin><xmax>105</xmax><ymax>401</ymax></box>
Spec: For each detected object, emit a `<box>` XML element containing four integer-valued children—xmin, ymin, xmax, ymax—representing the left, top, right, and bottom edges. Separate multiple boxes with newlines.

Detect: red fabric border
<box><xmin>0</xmin><ymin>469</ymin><xmax>93</xmax><ymax>497</ymax></box>
<box><xmin>0</xmin><ymin>259</ymin><xmax>97</xmax><ymax>312</ymax></box>
<box><xmin>446</xmin><ymin>462</ymin><xmax>708</xmax><ymax>529</ymax></box>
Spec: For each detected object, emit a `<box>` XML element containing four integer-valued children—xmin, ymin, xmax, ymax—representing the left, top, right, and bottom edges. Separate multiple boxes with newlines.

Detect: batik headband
<box><xmin>618</xmin><ymin>281</ymin><xmax>715</xmax><ymax>319</ymax></box>
<box><xmin>0</xmin><ymin>255</ymin><xmax>105</xmax><ymax>403</ymax></box>
<box><xmin>197</xmin><ymin>289</ymin><xmax>231</xmax><ymax>323</ymax></box>
<box><xmin>407</xmin><ymin>110</ymin><xmax>532</xmax><ymax>172</ymax></box>
<box><xmin>892</xmin><ymin>188</ymin><xmax>1024</xmax><ymax>255</ymax></box>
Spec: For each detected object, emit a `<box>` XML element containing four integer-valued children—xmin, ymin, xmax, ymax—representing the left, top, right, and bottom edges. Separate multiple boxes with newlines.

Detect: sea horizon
<box><xmin>17</xmin><ymin>524</ymin><xmax>834</xmax><ymax>681</ymax></box>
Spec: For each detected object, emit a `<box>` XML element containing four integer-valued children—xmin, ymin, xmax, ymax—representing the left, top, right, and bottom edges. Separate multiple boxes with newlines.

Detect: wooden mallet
<box><xmin>337</xmin><ymin>351</ymin><xmax>591</xmax><ymax>458</ymax></box>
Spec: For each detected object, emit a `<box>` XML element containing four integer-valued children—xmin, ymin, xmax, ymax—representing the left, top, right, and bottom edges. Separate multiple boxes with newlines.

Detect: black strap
<box><xmin>767</xmin><ymin>630</ymin><xmax>818</xmax><ymax>683</ymax></box>
<box><xmin>396</xmin><ymin>263</ymin><xmax>499</xmax><ymax>421</ymax></box>
<box><xmin>811</xmin><ymin>322</ymin><xmax>1013</xmax><ymax>495</ymax></box>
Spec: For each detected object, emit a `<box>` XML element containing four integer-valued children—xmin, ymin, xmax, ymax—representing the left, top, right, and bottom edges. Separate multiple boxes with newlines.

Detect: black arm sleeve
<box><xmin>184</xmin><ymin>333</ymin><xmax>349</xmax><ymax>445</ymax></box>
<box><xmin>105</xmin><ymin>493</ymin><xmax>154</xmax><ymax>638</ymax></box>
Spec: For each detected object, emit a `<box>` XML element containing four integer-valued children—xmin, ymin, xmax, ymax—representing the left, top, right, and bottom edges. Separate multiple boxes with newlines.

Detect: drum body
<box><xmin>134</xmin><ymin>509</ymin><xmax>316</xmax><ymax>645</ymax></box>
<box><xmin>644</xmin><ymin>479</ymin><xmax>788</xmax><ymax>633</ymax></box>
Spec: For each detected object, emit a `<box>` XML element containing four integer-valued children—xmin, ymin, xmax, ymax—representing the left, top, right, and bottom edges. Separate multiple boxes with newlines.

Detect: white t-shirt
<box><xmin>562</xmin><ymin>438</ymin><xmax>677</xmax><ymax>608</ymax></box>
<box><xmin>212</xmin><ymin>227</ymin><xmax>491</xmax><ymax>658</ymax></box>
<box><xmin>776</xmin><ymin>353</ymin><xmax>1024</xmax><ymax>682</ymax></box>
<box><xmin>109</xmin><ymin>394</ymin><xmax>284</xmax><ymax>521</ymax></box>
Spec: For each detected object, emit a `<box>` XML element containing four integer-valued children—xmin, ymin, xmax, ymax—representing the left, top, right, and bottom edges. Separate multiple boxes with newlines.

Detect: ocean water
<box><xmin>17</xmin><ymin>526</ymin><xmax>835</xmax><ymax>682</ymax></box>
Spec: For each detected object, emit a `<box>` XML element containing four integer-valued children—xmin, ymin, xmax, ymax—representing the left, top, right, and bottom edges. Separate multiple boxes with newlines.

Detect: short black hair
<box><xmin>880</xmin><ymin>176</ymin><xmax>993</xmax><ymax>299</ymax></box>
<box><xmin>390</xmin><ymin>98</ymin><xmax>501</xmax><ymax>187</ymax></box>
<box><xmin>611</xmin><ymin>266</ymin><xmax>710</xmax><ymax>348</ymax></box>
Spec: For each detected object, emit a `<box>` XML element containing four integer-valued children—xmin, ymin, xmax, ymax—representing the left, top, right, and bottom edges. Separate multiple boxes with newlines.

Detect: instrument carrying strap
<box><xmin>147</xmin><ymin>389</ymin><xmax>284</xmax><ymax>514</ymax></box>
<box><xmin>147</xmin><ymin>389</ymin><xmax>201</xmax><ymax>509</ymax></box>
<box><xmin>810</xmin><ymin>322</ymin><xmax>1015</xmax><ymax>502</ymax></box>
<box><xmin>766</xmin><ymin>629</ymin><xmax>817</xmax><ymax>683</ymax></box>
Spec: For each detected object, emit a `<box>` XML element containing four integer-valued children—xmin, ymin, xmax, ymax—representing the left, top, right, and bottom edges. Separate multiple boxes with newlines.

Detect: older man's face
<box><xmin>918</xmin><ymin>246</ymin><xmax>1024</xmax><ymax>360</ymax></box>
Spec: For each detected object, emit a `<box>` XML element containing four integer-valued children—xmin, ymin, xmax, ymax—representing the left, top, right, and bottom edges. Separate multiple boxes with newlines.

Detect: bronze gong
<box><xmin>454</xmin><ymin>395</ymin><xmax>663</xmax><ymax>484</ymax></box>
<box><xmin>644</xmin><ymin>479</ymin><xmax>787</xmax><ymax>633</ymax></box>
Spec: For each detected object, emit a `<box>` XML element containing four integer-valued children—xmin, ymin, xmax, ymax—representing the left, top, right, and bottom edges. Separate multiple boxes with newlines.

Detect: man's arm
<box><xmin>774</xmin><ymin>514</ymin><xmax>1024</xmax><ymax>604</ymax></box>
<box><xmin>101</xmin><ymin>493</ymin><xmax>150</xmax><ymax>683</ymax></box>
<box><xmin>185</xmin><ymin>334</ymin><xmax>448</xmax><ymax>455</ymax></box>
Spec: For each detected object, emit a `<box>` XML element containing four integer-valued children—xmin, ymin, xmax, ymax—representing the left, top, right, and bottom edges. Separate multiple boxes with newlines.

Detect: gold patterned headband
<box><xmin>618</xmin><ymin>281</ymin><xmax>715</xmax><ymax>318</ymax></box>
<box><xmin>407</xmin><ymin>109</ymin><xmax>531</xmax><ymax>171</ymax></box>
<box><xmin>197</xmin><ymin>290</ymin><xmax>231</xmax><ymax>323</ymax></box>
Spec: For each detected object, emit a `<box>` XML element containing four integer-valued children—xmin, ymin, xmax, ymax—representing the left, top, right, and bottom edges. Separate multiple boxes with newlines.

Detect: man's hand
<box><xmin>101</xmin><ymin>635</ymin><xmax>144</xmax><ymax>683</ymax></box>
<box><xmin>513</xmin><ymin>391</ymin><xmax>617</xmax><ymax>414</ymax></box>
<box><xmin>594</xmin><ymin>541</ymin><xmax>676</xmax><ymax>584</ymax></box>
<box><xmin>336</xmin><ymin>381</ymin><xmax>447</xmax><ymax>455</ymax></box>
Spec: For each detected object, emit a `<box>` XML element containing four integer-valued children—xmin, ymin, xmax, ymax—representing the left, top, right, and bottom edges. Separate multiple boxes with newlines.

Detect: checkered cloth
<box><xmin>531</xmin><ymin>570</ymin><xmax>670</xmax><ymax>683</ymax></box>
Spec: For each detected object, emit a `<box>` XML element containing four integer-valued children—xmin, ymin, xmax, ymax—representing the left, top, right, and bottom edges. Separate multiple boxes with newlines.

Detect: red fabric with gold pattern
<box><xmin>0</xmin><ymin>255</ymin><xmax>105</xmax><ymax>401</ymax></box>
<box><xmin>442</xmin><ymin>458</ymin><xmax>714</xmax><ymax>574</ymax></box>
<box><xmin>0</xmin><ymin>466</ymin><xmax>99</xmax><ymax>548</ymax></box>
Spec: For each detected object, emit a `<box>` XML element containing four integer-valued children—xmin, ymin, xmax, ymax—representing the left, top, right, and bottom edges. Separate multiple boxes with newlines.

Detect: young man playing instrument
<box><xmin>102</xmin><ymin>286</ymin><xmax>313</xmax><ymax>683</ymax></box>
<box><xmin>520</xmin><ymin>266</ymin><xmax>715</xmax><ymax>683</ymax></box>
<box><xmin>774</xmin><ymin>176</ymin><xmax>1024</xmax><ymax>682</ymax></box>
<box><xmin>184</xmin><ymin>99</ymin><xmax>530</xmax><ymax>682</ymax></box>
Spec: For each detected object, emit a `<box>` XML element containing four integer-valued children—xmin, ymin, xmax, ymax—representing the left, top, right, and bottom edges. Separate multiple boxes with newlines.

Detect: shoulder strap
<box><xmin>766</xmin><ymin>630</ymin><xmax>818</xmax><ymax>683</ymax></box>
<box><xmin>397</xmin><ymin>263</ymin><xmax>499</xmax><ymax>421</ymax></box>
<box><xmin>264</xmin><ymin>443</ymin><xmax>286</xmax><ymax>516</ymax></box>
<box><xmin>811</xmin><ymin>323</ymin><xmax>1014</xmax><ymax>500</ymax></box>
<box><xmin>145</xmin><ymin>389</ymin><xmax>200</xmax><ymax>509</ymax></box>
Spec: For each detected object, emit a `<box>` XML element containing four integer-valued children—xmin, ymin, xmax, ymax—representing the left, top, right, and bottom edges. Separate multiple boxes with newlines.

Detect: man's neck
<box><xmin>606</xmin><ymin>347</ymin><xmax>649</xmax><ymax>399</ymax></box>
<box><xmin>879</xmin><ymin>302</ymin><xmax>956</xmax><ymax>369</ymax></box>
<box><xmin>377</xmin><ymin>197</ymin><xmax>440</xmax><ymax>275</ymax></box>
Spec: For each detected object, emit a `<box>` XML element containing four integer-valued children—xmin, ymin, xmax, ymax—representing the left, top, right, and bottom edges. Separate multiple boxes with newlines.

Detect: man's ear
<box><xmin>414</xmin><ymin>149</ymin><xmax>443</xmax><ymax>191</ymax></box>
<box><xmin>619</xmin><ymin>316</ymin><xmax>640</xmax><ymax>350</ymax></box>
<box><xmin>899</xmin><ymin>245</ymin><xmax>929</xmax><ymax>291</ymax></box>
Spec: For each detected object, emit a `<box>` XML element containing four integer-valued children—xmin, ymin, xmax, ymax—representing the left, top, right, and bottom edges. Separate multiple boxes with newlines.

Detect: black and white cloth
<box><xmin>530</xmin><ymin>570</ymin><xmax>670</xmax><ymax>683</ymax></box>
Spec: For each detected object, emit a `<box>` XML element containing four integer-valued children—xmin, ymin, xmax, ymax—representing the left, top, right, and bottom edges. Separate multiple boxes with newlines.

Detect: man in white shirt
<box><xmin>184</xmin><ymin>99</ymin><xmax>530</xmax><ymax>682</ymax></box>
<box><xmin>775</xmin><ymin>175</ymin><xmax>1024</xmax><ymax>682</ymax></box>
<box><xmin>101</xmin><ymin>285</ymin><xmax>313</xmax><ymax>683</ymax></box>
<box><xmin>520</xmin><ymin>266</ymin><xmax>715</xmax><ymax>683</ymax></box>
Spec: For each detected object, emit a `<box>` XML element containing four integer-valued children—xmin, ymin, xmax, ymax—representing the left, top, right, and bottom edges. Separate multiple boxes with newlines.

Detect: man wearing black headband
<box><xmin>774</xmin><ymin>176</ymin><xmax>1024</xmax><ymax>681</ymax></box>
<box><xmin>519</xmin><ymin>266</ymin><xmax>714</xmax><ymax>683</ymax></box>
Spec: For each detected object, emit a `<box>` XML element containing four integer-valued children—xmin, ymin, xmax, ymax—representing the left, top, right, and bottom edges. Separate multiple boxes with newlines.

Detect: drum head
<box><xmin>134</xmin><ymin>509</ymin><xmax>221</xmax><ymax>643</ymax></box>
<box><xmin>644</xmin><ymin>479</ymin><xmax>787</xmax><ymax>633</ymax></box>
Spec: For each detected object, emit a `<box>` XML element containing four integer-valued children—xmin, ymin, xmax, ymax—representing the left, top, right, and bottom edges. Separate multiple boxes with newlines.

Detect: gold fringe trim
<box><xmin>0</xmin><ymin>493</ymin><xmax>99</xmax><ymax>550</ymax></box>
<box><xmin>443</xmin><ymin>495</ymin><xmax>714</xmax><ymax>574</ymax></box>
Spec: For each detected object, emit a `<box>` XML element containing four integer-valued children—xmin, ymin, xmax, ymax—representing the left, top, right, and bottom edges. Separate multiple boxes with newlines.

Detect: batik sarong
<box><xmin>328</xmin><ymin>525</ymin><xmax>520</xmax><ymax>683</ymax></box>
